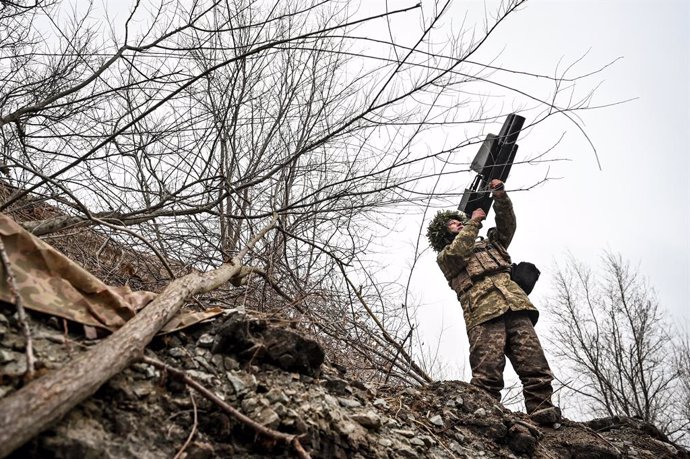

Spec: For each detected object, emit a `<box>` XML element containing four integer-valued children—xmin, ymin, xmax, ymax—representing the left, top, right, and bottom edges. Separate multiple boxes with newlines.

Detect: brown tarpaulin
<box><xmin>0</xmin><ymin>213</ymin><xmax>222</xmax><ymax>333</ymax></box>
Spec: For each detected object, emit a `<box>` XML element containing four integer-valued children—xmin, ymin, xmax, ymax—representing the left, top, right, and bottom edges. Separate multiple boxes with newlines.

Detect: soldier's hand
<box><xmin>471</xmin><ymin>208</ymin><xmax>486</xmax><ymax>221</ymax></box>
<box><xmin>489</xmin><ymin>179</ymin><xmax>506</xmax><ymax>199</ymax></box>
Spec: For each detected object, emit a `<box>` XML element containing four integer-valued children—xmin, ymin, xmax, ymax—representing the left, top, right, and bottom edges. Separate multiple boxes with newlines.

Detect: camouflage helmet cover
<box><xmin>426</xmin><ymin>209</ymin><xmax>469</xmax><ymax>252</ymax></box>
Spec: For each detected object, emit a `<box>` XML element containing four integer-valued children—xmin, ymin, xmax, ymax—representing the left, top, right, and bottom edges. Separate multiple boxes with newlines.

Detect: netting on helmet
<box><xmin>426</xmin><ymin>209</ymin><xmax>468</xmax><ymax>252</ymax></box>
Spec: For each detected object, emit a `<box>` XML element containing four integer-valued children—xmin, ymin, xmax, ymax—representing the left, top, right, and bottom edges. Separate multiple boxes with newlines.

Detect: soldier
<box><xmin>426</xmin><ymin>179</ymin><xmax>560</xmax><ymax>425</ymax></box>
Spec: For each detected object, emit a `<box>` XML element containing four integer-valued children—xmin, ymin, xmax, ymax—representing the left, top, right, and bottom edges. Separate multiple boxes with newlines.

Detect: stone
<box><xmin>323</xmin><ymin>394</ymin><xmax>339</xmax><ymax>407</ymax></box>
<box><xmin>442</xmin><ymin>409</ymin><xmax>458</xmax><ymax>420</ymax></box>
<box><xmin>473</xmin><ymin>407</ymin><xmax>487</xmax><ymax>417</ymax></box>
<box><xmin>194</xmin><ymin>348</ymin><xmax>211</xmax><ymax>359</ymax></box>
<box><xmin>410</xmin><ymin>437</ymin><xmax>425</xmax><ymax>447</ymax></box>
<box><xmin>429</xmin><ymin>414</ymin><xmax>444</xmax><ymax>427</ymax></box>
<box><xmin>223</xmin><ymin>356</ymin><xmax>240</xmax><ymax>371</ymax></box>
<box><xmin>325</xmin><ymin>408</ymin><xmax>343</xmax><ymax>422</ymax></box>
<box><xmin>373</xmin><ymin>398</ymin><xmax>389</xmax><ymax>409</ymax></box>
<box><xmin>385</xmin><ymin>418</ymin><xmax>401</xmax><ymax>428</ymax></box>
<box><xmin>256</xmin><ymin>407</ymin><xmax>280</xmax><ymax>428</ymax></box>
<box><xmin>193</xmin><ymin>356</ymin><xmax>216</xmax><ymax>374</ymax></box>
<box><xmin>226</xmin><ymin>372</ymin><xmax>256</xmax><ymax>395</ymax></box>
<box><xmin>294</xmin><ymin>416</ymin><xmax>308</xmax><ymax>434</ymax></box>
<box><xmin>350</xmin><ymin>411</ymin><xmax>381</xmax><ymax>429</ymax></box>
<box><xmin>338</xmin><ymin>397</ymin><xmax>362</xmax><ymax>408</ymax></box>
<box><xmin>266</xmin><ymin>388</ymin><xmax>289</xmax><ymax>404</ymax></box>
<box><xmin>396</xmin><ymin>446</ymin><xmax>418</xmax><ymax>458</ymax></box>
<box><xmin>169</xmin><ymin>347</ymin><xmax>186</xmax><ymax>358</ymax></box>
<box><xmin>131</xmin><ymin>363</ymin><xmax>157</xmax><ymax>379</ymax></box>
<box><xmin>449</xmin><ymin>441</ymin><xmax>465</xmax><ymax>454</ymax></box>
<box><xmin>323</xmin><ymin>377</ymin><xmax>351</xmax><ymax>395</ymax></box>
<box><xmin>507</xmin><ymin>423</ymin><xmax>537</xmax><ymax>455</ymax></box>
<box><xmin>0</xmin><ymin>349</ymin><xmax>16</xmax><ymax>363</ymax></box>
<box><xmin>392</xmin><ymin>429</ymin><xmax>415</xmax><ymax>438</ymax></box>
<box><xmin>241</xmin><ymin>398</ymin><xmax>258</xmax><ymax>413</ymax></box>
<box><xmin>210</xmin><ymin>354</ymin><xmax>224</xmax><ymax>368</ymax></box>
<box><xmin>187</xmin><ymin>370</ymin><xmax>215</xmax><ymax>385</ymax></box>
<box><xmin>403</xmin><ymin>387</ymin><xmax>420</xmax><ymax>397</ymax></box>
<box><xmin>2</xmin><ymin>359</ymin><xmax>26</xmax><ymax>376</ymax></box>
<box><xmin>273</xmin><ymin>402</ymin><xmax>287</xmax><ymax>417</ymax></box>
<box><xmin>419</xmin><ymin>435</ymin><xmax>436</xmax><ymax>447</ymax></box>
<box><xmin>299</xmin><ymin>403</ymin><xmax>312</xmax><ymax>412</ymax></box>
<box><xmin>197</xmin><ymin>334</ymin><xmax>215</xmax><ymax>348</ymax></box>
<box><xmin>3</xmin><ymin>334</ymin><xmax>25</xmax><ymax>351</ymax></box>
<box><xmin>132</xmin><ymin>384</ymin><xmax>153</xmax><ymax>398</ymax></box>
<box><xmin>0</xmin><ymin>385</ymin><xmax>12</xmax><ymax>398</ymax></box>
<box><xmin>336</xmin><ymin>420</ymin><xmax>358</xmax><ymax>436</ymax></box>
<box><xmin>185</xmin><ymin>441</ymin><xmax>215</xmax><ymax>459</ymax></box>
<box><xmin>379</xmin><ymin>438</ymin><xmax>393</xmax><ymax>447</ymax></box>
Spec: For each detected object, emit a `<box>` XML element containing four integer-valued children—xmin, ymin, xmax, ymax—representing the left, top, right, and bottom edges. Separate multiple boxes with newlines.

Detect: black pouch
<box><xmin>510</xmin><ymin>262</ymin><xmax>540</xmax><ymax>295</ymax></box>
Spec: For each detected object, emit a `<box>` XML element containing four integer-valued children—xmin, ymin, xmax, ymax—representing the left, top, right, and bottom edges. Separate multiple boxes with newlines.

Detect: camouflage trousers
<box><xmin>467</xmin><ymin>310</ymin><xmax>555</xmax><ymax>413</ymax></box>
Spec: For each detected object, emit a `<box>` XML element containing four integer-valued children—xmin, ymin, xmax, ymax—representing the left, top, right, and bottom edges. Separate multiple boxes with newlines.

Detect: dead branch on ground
<box><xmin>143</xmin><ymin>356</ymin><xmax>311</xmax><ymax>459</ymax></box>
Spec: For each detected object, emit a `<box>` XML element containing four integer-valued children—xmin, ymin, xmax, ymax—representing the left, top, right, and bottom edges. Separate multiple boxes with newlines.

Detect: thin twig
<box><xmin>173</xmin><ymin>390</ymin><xmax>198</xmax><ymax>459</ymax></box>
<box><xmin>0</xmin><ymin>237</ymin><xmax>36</xmax><ymax>379</ymax></box>
<box><xmin>62</xmin><ymin>318</ymin><xmax>72</xmax><ymax>357</ymax></box>
<box><xmin>142</xmin><ymin>356</ymin><xmax>311</xmax><ymax>459</ymax></box>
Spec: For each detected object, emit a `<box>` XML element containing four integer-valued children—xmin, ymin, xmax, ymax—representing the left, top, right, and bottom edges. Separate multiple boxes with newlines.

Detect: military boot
<box><xmin>529</xmin><ymin>406</ymin><xmax>561</xmax><ymax>426</ymax></box>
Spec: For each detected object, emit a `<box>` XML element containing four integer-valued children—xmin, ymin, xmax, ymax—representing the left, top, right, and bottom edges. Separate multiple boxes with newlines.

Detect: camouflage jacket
<box><xmin>436</xmin><ymin>195</ymin><xmax>539</xmax><ymax>330</ymax></box>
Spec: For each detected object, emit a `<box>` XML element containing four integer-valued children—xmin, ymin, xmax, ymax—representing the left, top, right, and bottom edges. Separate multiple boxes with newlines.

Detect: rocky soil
<box><xmin>1</xmin><ymin>304</ymin><xmax>688</xmax><ymax>459</ymax></box>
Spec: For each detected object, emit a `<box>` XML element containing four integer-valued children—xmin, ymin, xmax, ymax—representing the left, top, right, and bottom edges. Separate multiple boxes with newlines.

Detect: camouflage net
<box><xmin>426</xmin><ymin>209</ymin><xmax>468</xmax><ymax>252</ymax></box>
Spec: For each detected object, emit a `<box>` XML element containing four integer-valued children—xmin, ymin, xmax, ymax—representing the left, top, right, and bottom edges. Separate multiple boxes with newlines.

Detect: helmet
<box><xmin>426</xmin><ymin>209</ymin><xmax>468</xmax><ymax>252</ymax></box>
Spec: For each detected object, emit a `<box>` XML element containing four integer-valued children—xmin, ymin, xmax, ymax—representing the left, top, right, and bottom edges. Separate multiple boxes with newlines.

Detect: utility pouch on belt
<box><xmin>510</xmin><ymin>262</ymin><xmax>540</xmax><ymax>295</ymax></box>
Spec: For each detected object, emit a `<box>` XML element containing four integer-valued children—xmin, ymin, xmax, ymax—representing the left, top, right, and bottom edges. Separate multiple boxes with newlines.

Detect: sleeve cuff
<box><xmin>467</xmin><ymin>219</ymin><xmax>483</xmax><ymax>230</ymax></box>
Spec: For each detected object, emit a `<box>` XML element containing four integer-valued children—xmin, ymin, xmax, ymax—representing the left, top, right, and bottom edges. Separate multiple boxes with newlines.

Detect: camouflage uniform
<box><xmin>434</xmin><ymin>196</ymin><xmax>556</xmax><ymax>415</ymax></box>
<box><xmin>0</xmin><ymin>213</ymin><xmax>222</xmax><ymax>333</ymax></box>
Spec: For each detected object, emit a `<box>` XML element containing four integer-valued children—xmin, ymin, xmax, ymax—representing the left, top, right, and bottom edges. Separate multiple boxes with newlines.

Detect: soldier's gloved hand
<box><xmin>471</xmin><ymin>208</ymin><xmax>486</xmax><ymax>222</ymax></box>
<box><xmin>489</xmin><ymin>179</ymin><xmax>507</xmax><ymax>199</ymax></box>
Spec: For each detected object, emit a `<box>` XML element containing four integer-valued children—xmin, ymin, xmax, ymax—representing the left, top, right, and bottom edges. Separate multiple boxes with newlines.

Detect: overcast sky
<box><xmin>373</xmin><ymin>0</ymin><xmax>689</xmax><ymax>387</ymax></box>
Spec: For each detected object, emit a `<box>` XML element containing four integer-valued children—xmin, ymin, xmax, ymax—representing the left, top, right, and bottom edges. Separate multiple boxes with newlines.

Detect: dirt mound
<box><xmin>1</xmin><ymin>305</ymin><xmax>687</xmax><ymax>459</ymax></box>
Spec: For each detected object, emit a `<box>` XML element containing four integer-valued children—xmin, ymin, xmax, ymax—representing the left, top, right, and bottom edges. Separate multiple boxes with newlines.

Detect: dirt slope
<box><xmin>1</xmin><ymin>306</ymin><xmax>687</xmax><ymax>459</ymax></box>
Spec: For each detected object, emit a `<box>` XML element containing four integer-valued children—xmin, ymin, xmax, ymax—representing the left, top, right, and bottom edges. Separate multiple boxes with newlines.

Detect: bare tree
<box><xmin>547</xmin><ymin>251</ymin><xmax>689</xmax><ymax>444</ymax></box>
<box><xmin>0</xmin><ymin>0</ymin><xmax>611</xmax><ymax>395</ymax></box>
<box><xmin>677</xmin><ymin>333</ymin><xmax>690</xmax><ymax>444</ymax></box>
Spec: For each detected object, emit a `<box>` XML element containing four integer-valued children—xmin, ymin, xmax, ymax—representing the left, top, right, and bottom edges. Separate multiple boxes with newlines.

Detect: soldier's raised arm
<box><xmin>489</xmin><ymin>179</ymin><xmax>516</xmax><ymax>248</ymax></box>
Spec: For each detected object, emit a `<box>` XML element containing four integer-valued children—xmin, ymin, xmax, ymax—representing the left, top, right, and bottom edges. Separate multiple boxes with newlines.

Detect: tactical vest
<box><xmin>449</xmin><ymin>239</ymin><xmax>512</xmax><ymax>295</ymax></box>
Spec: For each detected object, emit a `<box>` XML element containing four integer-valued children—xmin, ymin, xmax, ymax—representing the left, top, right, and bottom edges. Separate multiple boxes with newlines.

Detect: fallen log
<box><xmin>0</xmin><ymin>217</ymin><xmax>276</xmax><ymax>458</ymax></box>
